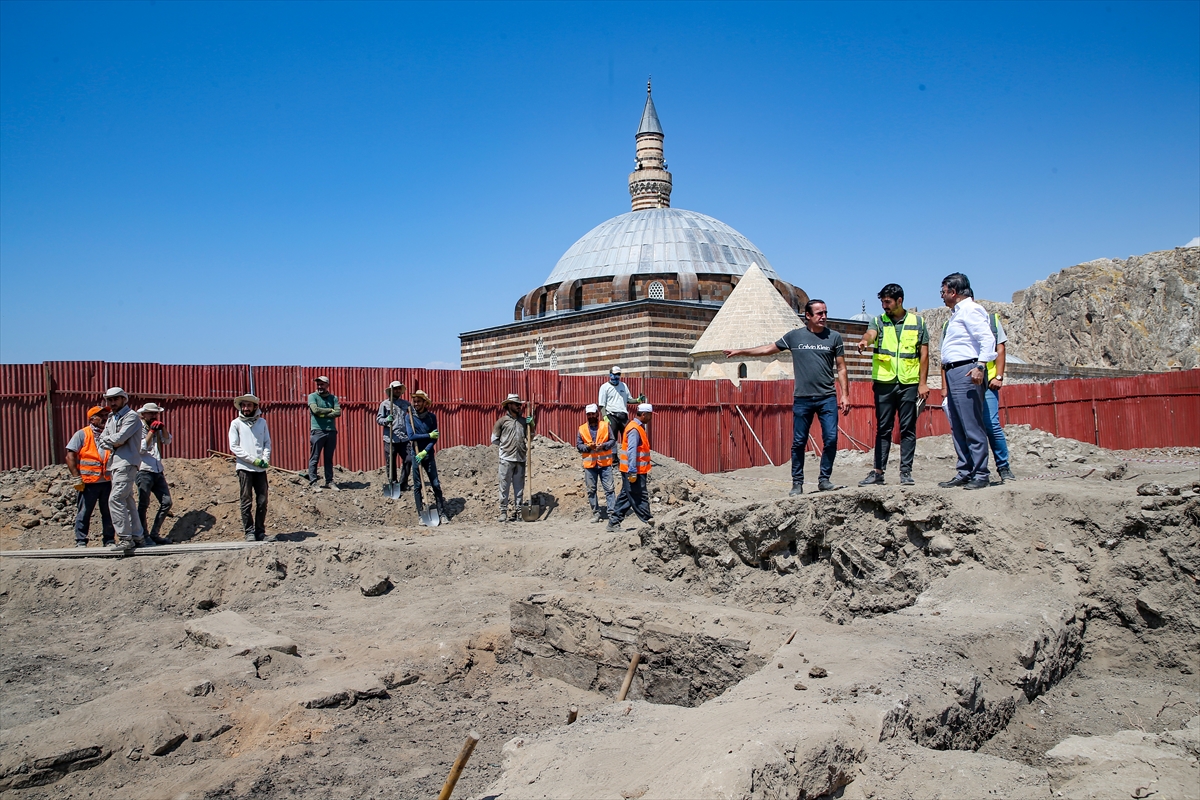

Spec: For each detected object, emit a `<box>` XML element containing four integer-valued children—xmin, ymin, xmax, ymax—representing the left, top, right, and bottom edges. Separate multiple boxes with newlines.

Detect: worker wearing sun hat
<box><xmin>136</xmin><ymin>402</ymin><xmax>173</xmax><ymax>544</ymax></box>
<box><xmin>65</xmin><ymin>405</ymin><xmax>115</xmax><ymax>547</ymax></box>
<box><xmin>491</xmin><ymin>393</ymin><xmax>535</xmax><ymax>522</ymax></box>
<box><xmin>98</xmin><ymin>387</ymin><xmax>145</xmax><ymax>551</ymax></box>
<box><xmin>607</xmin><ymin>403</ymin><xmax>654</xmax><ymax>532</ymax></box>
<box><xmin>577</xmin><ymin>403</ymin><xmax>617</xmax><ymax>523</ymax></box>
<box><xmin>229</xmin><ymin>394</ymin><xmax>272</xmax><ymax>542</ymax></box>
<box><xmin>597</xmin><ymin>365</ymin><xmax>642</xmax><ymax>443</ymax></box>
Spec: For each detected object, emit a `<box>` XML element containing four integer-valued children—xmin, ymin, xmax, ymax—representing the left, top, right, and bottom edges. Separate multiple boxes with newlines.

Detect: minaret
<box><xmin>628</xmin><ymin>79</ymin><xmax>673</xmax><ymax>211</ymax></box>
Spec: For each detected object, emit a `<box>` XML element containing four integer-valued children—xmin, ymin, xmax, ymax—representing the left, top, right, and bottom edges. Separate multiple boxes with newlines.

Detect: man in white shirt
<box><xmin>229</xmin><ymin>394</ymin><xmax>272</xmax><ymax>542</ymax></box>
<box><xmin>136</xmin><ymin>402</ymin><xmax>173</xmax><ymax>544</ymax></box>
<box><xmin>937</xmin><ymin>273</ymin><xmax>997</xmax><ymax>490</ymax></box>
<box><xmin>597</xmin><ymin>365</ymin><xmax>644</xmax><ymax>443</ymax></box>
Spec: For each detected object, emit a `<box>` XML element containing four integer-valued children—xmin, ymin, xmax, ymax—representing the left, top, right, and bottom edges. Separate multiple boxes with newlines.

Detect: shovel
<box><xmin>382</xmin><ymin>400</ymin><xmax>404</xmax><ymax>500</ymax></box>
<box><xmin>520</xmin><ymin>405</ymin><xmax>543</xmax><ymax>522</ymax></box>
<box><xmin>406</xmin><ymin>405</ymin><xmax>440</xmax><ymax>528</ymax></box>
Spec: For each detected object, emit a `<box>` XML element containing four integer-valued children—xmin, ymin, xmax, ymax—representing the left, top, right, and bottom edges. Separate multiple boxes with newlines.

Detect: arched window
<box><xmin>738</xmin><ymin>363</ymin><xmax>748</xmax><ymax>379</ymax></box>
<box><xmin>648</xmin><ymin>281</ymin><xmax>665</xmax><ymax>300</ymax></box>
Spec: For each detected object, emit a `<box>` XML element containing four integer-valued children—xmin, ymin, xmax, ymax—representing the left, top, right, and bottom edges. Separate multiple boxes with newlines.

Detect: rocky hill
<box><xmin>924</xmin><ymin>246</ymin><xmax>1199</xmax><ymax>372</ymax></box>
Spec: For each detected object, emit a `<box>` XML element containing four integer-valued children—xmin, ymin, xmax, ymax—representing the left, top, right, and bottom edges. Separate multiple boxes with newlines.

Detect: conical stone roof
<box><xmin>690</xmin><ymin>263</ymin><xmax>801</xmax><ymax>355</ymax></box>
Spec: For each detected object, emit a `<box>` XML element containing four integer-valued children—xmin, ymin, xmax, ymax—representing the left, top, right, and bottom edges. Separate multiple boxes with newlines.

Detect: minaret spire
<box><xmin>628</xmin><ymin>78</ymin><xmax>672</xmax><ymax>210</ymax></box>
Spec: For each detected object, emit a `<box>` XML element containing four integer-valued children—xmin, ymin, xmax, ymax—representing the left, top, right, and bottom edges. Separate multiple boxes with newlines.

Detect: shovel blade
<box><xmin>382</xmin><ymin>482</ymin><xmax>404</xmax><ymax>500</ymax></box>
<box><xmin>520</xmin><ymin>504</ymin><xmax>543</xmax><ymax>522</ymax></box>
<box><xmin>418</xmin><ymin>505</ymin><xmax>441</xmax><ymax>527</ymax></box>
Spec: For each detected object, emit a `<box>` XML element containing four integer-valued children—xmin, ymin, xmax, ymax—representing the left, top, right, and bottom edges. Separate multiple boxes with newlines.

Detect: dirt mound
<box><xmin>0</xmin><ymin>437</ymin><xmax>717</xmax><ymax>549</ymax></box>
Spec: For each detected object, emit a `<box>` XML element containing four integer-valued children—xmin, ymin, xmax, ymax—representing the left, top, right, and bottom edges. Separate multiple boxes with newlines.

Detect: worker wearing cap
<box><xmin>65</xmin><ymin>406</ymin><xmax>115</xmax><ymax>547</ymax></box>
<box><xmin>307</xmin><ymin>376</ymin><xmax>341</xmax><ymax>490</ymax></box>
<box><xmin>410</xmin><ymin>390</ymin><xmax>449</xmax><ymax>524</ymax></box>
<box><xmin>491</xmin><ymin>393</ymin><xmax>534</xmax><ymax>522</ymax></box>
<box><xmin>98</xmin><ymin>387</ymin><xmax>145</xmax><ymax>550</ymax></box>
<box><xmin>577</xmin><ymin>403</ymin><xmax>617</xmax><ymax>523</ymax></box>
<box><xmin>598</xmin><ymin>366</ymin><xmax>642</xmax><ymax>443</ymax></box>
<box><xmin>135</xmin><ymin>402</ymin><xmax>173</xmax><ymax>544</ymax></box>
<box><xmin>937</xmin><ymin>273</ymin><xmax>997</xmax><ymax>490</ymax></box>
<box><xmin>608</xmin><ymin>403</ymin><xmax>654</xmax><ymax>532</ymax></box>
<box><xmin>229</xmin><ymin>394</ymin><xmax>272</xmax><ymax>542</ymax></box>
<box><xmin>376</xmin><ymin>381</ymin><xmax>413</xmax><ymax>490</ymax></box>
<box><xmin>856</xmin><ymin>284</ymin><xmax>930</xmax><ymax>487</ymax></box>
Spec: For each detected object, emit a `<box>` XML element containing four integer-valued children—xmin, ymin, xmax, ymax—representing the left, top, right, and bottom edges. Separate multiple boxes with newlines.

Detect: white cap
<box><xmin>585</xmin><ymin>403</ymin><xmax>598</xmax><ymax>413</ymax></box>
<box><xmin>104</xmin><ymin>387</ymin><xmax>127</xmax><ymax>399</ymax></box>
<box><xmin>610</xmin><ymin>366</ymin><xmax>622</xmax><ymax>375</ymax></box>
<box><xmin>637</xmin><ymin>403</ymin><xmax>653</xmax><ymax>413</ymax></box>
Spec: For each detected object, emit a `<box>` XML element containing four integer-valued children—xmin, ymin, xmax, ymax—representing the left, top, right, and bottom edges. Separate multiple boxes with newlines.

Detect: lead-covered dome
<box><xmin>545</xmin><ymin>208</ymin><xmax>779</xmax><ymax>285</ymax></box>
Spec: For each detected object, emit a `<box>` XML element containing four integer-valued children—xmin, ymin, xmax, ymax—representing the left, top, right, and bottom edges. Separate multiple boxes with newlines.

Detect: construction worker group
<box><xmin>65</xmin><ymin>271</ymin><xmax>1011</xmax><ymax>549</ymax></box>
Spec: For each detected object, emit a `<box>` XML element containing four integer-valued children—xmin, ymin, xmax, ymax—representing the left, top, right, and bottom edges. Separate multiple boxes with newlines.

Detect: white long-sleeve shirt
<box><xmin>228</xmin><ymin>414</ymin><xmax>272</xmax><ymax>472</ymax></box>
<box><xmin>940</xmin><ymin>297</ymin><xmax>998</xmax><ymax>365</ymax></box>
<box><xmin>598</xmin><ymin>381</ymin><xmax>634</xmax><ymax>415</ymax></box>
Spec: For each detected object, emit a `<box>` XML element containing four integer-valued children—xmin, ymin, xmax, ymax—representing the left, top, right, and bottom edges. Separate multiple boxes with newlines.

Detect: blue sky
<box><xmin>2</xmin><ymin>1</ymin><xmax>1197</xmax><ymax>367</ymax></box>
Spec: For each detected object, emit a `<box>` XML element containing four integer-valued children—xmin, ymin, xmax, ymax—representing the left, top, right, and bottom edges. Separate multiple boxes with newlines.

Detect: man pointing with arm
<box><xmin>724</xmin><ymin>299</ymin><xmax>850</xmax><ymax>496</ymax></box>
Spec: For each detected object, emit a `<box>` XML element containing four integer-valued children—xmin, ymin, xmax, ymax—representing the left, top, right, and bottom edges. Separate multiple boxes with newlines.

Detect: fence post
<box><xmin>43</xmin><ymin>363</ymin><xmax>57</xmax><ymax>465</ymax></box>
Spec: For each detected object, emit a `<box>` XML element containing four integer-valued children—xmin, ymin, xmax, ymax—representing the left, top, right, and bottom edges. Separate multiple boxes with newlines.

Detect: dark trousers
<box><xmin>136</xmin><ymin>470</ymin><xmax>173</xmax><ymax>539</ymax></box>
<box><xmin>791</xmin><ymin>394</ymin><xmax>839</xmax><ymax>485</ymax></box>
<box><xmin>384</xmin><ymin>440</ymin><xmax>412</xmax><ymax>487</ymax></box>
<box><xmin>945</xmin><ymin>363</ymin><xmax>991</xmax><ymax>481</ymax></box>
<box><xmin>411</xmin><ymin>448</ymin><xmax>446</xmax><ymax>510</ymax></box>
<box><xmin>308</xmin><ymin>430</ymin><xmax>337</xmax><ymax>484</ymax></box>
<box><xmin>74</xmin><ymin>482</ymin><xmax>115</xmax><ymax>545</ymax></box>
<box><xmin>237</xmin><ymin>470</ymin><xmax>269</xmax><ymax>538</ymax></box>
<box><xmin>613</xmin><ymin>472</ymin><xmax>652</xmax><ymax>524</ymax></box>
<box><xmin>605</xmin><ymin>411</ymin><xmax>629</xmax><ymax>443</ymax></box>
<box><xmin>873</xmin><ymin>382</ymin><xmax>919</xmax><ymax>475</ymax></box>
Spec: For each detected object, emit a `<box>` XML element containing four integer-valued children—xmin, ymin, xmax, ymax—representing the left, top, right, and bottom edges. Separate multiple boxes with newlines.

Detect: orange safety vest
<box><xmin>578</xmin><ymin>420</ymin><xmax>614</xmax><ymax>468</ymax></box>
<box><xmin>77</xmin><ymin>426</ymin><xmax>110</xmax><ymax>484</ymax></box>
<box><xmin>619</xmin><ymin>420</ymin><xmax>651</xmax><ymax>475</ymax></box>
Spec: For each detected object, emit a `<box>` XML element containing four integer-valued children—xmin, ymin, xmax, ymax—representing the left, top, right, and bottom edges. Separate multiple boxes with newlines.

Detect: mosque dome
<box><xmin>545</xmin><ymin>208</ymin><xmax>779</xmax><ymax>286</ymax></box>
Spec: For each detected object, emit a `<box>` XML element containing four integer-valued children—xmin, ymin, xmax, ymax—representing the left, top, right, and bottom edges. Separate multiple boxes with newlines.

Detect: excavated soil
<box><xmin>0</xmin><ymin>428</ymin><xmax>1197</xmax><ymax>799</ymax></box>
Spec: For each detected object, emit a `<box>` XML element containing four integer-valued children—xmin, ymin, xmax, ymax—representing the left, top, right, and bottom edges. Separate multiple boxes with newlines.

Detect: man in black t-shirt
<box><xmin>725</xmin><ymin>299</ymin><xmax>850</xmax><ymax>494</ymax></box>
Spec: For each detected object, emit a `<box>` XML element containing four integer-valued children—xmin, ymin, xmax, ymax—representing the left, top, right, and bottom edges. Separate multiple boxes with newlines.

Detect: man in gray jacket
<box><xmin>98</xmin><ymin>387</ymin><xmax>145</xmax><ymax>551</ymax></box>
<box><xmin>376</xmin><ymin>380</ymin><xmax>413</xmax><ymax>490</ymax></box>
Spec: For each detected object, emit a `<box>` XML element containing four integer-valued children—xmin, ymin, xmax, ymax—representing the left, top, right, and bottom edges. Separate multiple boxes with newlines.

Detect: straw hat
<box><xmin>412</xmin><ymin>390</ymin><xmax>430</xmax><ymax>402</ymax></box>
<box><xmin>500</xmin><ymin>393</ymin><xmax>526</xmax><ymax>408</ymax></box>
<box><xmin>137</xmin><ymin>402</ymin><xmax>165</xmax><ymax>415</ymax></box>
<box><xmin>233</xmin><ymin>394</ymin><xmax>261</xmax><ymax>407</ymax></box>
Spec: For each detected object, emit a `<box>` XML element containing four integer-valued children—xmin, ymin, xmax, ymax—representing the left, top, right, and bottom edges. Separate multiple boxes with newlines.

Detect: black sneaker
<box><xmin>938</xmin><ymin>476</ymin><xmax>969</xmax><ymax>488</ymax></box>
<box><xmin>858</xmin><ymin>471</ymin><xmax>885</xmax><ymax>486</ymax></box>
<box><xmin>900</xmin><ymin>473</ymin><xmax>915</xmax><ymax>486</ymax></box>
<box><xmin>606</xmin><ymin>520</ymin><xmax>622</xmax><ymax>532</ymax></box>
<box><xmin>788</xmin><ymin>483</ymin><xmax>804</xmax><ymax>496</ymax></box>
<box><xmin>817</xmin><ymin>479</ymin><xmax>843</xmax><ymax>492</ymax></box>
<box><xmin>998</xmin><ymin>467</ymin><xmax>1016</xmax><ymax>482</ymax></box>
<box><xmin>963</xmin><ymin>478</ymin><xmax>989</xmax><ymax>490</ymax></box>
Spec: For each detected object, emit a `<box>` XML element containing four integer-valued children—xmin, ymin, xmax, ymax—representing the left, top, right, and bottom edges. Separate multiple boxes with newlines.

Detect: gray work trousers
<box><xmin>944</xmin><ymin>363</ymin><xmax>991</xmax><ymax>481</ymax></box>
<box><xmin>498</xmin><ymin>460</ymin><xmax>525</xmax><ymax>513</ymax></box>
<box><xmin>109</xmin><ymin>465</ymin><xmax>145</xmax><ymax>543</ymax></box>
<box><xmin>583</xmin><ymin>465</ymin><xmax>616</xmax><ymax>516</ymax></box>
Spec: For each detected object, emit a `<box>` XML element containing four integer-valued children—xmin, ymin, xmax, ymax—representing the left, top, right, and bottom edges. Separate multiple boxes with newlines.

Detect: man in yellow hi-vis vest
<box><xmin>856</xmin><ymin>284</ymin><xmax>929</xmax><ymax>486</ymax></box>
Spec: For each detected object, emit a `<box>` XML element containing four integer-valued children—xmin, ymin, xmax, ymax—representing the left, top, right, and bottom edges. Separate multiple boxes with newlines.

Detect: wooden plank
<box><xmin>0</xmin><ymin>541</ymin><xmax>261</xmax><ymax>559</ymax></box>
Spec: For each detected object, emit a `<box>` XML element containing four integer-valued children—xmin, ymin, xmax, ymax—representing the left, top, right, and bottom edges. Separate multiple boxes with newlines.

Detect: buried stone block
<box><xmin>185</xmin><ymin>610</ymin><xmax>298</xmax><ymax>655</ymax></box>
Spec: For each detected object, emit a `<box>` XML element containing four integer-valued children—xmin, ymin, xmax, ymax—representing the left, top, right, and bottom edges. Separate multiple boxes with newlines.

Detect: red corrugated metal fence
<box><xmin>1</xmin><ymin>363</ymin><xmax>1196</xmax><ymax>473</ymax></box>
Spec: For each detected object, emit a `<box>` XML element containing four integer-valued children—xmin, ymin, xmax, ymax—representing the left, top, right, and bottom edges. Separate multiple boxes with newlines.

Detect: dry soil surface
<box><xmin>0</xmin><ymin>428</ymin><xmax>1197</xmax><ymax>799</ymax></box>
